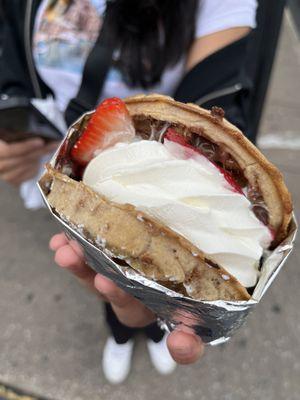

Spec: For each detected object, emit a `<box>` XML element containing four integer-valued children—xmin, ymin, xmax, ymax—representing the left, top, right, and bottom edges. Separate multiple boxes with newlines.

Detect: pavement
<box><xmin>0</xmin><ymin>14</ymin><xmax>299</xmax><ymax>400</ymax></box>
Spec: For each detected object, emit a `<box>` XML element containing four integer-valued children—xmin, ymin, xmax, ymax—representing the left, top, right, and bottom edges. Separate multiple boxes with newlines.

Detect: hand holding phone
<box><xmin>0</xmin><ymin>138</ymin><xmax>59</xmax><ymax>186</ymax></box>
<box><xmin>0</xmin><ymin>96</ymin><xmax>64</xmax><ymax>143</ymax></box>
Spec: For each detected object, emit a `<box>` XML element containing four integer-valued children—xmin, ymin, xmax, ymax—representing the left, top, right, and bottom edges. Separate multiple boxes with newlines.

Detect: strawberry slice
<box><xmin>165</xmin><ymin>128</ymin><xmax>243</xmax><ymax>194</ymax></box>
<box><xmin>218</xmin><ymin>167</ymin><xmax>244</xmax><ymax>194</ymax></box>
<box><xmin>165</xmin><ymin>129</ymin><xmax>187</xmax><ymax>147</ymax></box>
<box><xmin>71</xmin><ymin>97</ymin><xmax>135</xmax><ymax>166</ymax></box>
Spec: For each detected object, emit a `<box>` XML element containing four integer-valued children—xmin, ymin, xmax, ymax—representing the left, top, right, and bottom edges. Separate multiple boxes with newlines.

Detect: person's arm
<box><xmin>0</xmin><ymin>2</ymin><xmax>59</xmax><ymax>187</ymax></box>
<box><xmin>50</xmin><ymin>233</ymin><xmax>205</xmax><ymax>365</ymax></box>
<box><xmin>186</xmin><ymin>26</ymin><xmax>250</xmax><ymax>71</ymax></box>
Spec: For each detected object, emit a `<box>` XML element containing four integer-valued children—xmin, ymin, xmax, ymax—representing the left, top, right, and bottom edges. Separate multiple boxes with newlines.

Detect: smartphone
<box><xmin>0</xmin><ymin>96</ymin><xmax>63</xmax><ymax>143</ymax></box>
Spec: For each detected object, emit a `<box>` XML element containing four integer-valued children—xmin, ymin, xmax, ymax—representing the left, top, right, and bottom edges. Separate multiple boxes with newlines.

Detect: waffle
<box><xmin>40</xmin><ymin>94</ymin><xmax>293</xmax><ymax>301</ymax></box>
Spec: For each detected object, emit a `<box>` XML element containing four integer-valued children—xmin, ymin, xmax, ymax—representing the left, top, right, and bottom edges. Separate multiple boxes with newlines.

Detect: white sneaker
<box><xmin>147</xmin><ymin>333</ymin><xmax>177</xmax><ymax>375</ymax></box>
<box><xmin>102</xmin><ymin>336</ymin><xmax>134</xmax><ymax>384</ymax></box>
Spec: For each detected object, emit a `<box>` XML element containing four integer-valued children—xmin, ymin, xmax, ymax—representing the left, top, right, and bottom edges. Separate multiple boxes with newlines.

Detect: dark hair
<box><xmin>48</xmin><ymin>0</ymin><xmax>198</xmax><ymax>88</ymax></box>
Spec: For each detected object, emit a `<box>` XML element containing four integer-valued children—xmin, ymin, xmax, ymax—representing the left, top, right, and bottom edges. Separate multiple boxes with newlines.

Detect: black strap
<box><xmin>64</xmin><ymin>11</ymin><xmax>113</xmax><ymax>126</ymax></box>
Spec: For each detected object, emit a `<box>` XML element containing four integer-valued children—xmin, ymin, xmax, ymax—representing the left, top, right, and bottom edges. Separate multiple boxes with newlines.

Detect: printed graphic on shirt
<box><xmin>33</xmin><ymin>0</ymin><xmax>102</xmax><ymax>74</ymax></box>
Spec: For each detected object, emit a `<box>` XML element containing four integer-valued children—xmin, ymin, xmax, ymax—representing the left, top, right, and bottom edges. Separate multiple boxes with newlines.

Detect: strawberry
<box><xmin>71</xmin><ymin>97</ymin><xmax>135</xmax><ymax>166</ymax></box>
<box><xmin>218</xmin><ymin>167</ymin><xmax>244</xmax><ymax>194</ymax></box>
<box><xmin>165</xmin><ymin>129</ymin><xmax>188</xmax><ymax>147</ymax></box>
<box><xmin>165</xmin><ymin>128</ymin><xmax>243</xmax><ymax>194</ymax></box>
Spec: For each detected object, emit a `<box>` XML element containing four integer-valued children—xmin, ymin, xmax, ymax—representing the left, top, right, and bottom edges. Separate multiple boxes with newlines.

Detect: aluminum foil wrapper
<box><xmin>38</xmin><ymin>112</ymin><xmax>298</xmax><ymax>345</ymax></box>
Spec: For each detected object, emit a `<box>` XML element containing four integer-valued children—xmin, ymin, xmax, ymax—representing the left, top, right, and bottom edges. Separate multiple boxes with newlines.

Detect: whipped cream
<box><xmin>83</xmin><ymin>140</ymin><xmax>272</xmax><ymax>287</ymax></box>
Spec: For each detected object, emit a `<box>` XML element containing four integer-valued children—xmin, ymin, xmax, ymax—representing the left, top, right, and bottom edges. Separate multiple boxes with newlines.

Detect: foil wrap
<box><xmin>38</xmin><ymin>112</ymin><xmax>298</xmax><ymax>345</ymax></box>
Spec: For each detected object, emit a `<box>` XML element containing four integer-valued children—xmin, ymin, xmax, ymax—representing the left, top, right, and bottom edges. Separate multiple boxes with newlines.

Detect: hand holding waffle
<box><xmin>50</xmin><ymin>232</ymin><xmax>204</xmax><ymax>364</ymax></box>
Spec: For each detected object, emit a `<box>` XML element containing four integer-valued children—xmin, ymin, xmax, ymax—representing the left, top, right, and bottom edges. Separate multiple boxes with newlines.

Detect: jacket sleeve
<box><xmin>173</xmin><ymin>34</ymin><xmax>253</xmax><ymax>141</ymax></box>
<box><xmin>0</xmin><ymin>1</ymin><xmax>35</xmax><ymax>97</ymax></box>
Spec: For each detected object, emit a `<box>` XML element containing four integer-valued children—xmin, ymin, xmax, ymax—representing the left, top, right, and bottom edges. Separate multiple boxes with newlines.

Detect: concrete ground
<box><xmin>0</xmin><ymin>14</ymin><xmax>299</xmax><ymax>400</ymax></box>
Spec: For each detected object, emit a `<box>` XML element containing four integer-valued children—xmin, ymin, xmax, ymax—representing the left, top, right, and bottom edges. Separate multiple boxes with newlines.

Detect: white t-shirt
<box><xmin>33</xmin><ymin>0</ymin><xmax>257</xmax><ymax>113</ymax></box>
<box><xmin>21</xmin><ymin>0</ymin><xmax>257</xmax><ymax>209</ymax></box>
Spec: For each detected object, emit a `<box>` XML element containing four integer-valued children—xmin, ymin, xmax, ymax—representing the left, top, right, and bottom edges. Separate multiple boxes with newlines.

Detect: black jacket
<box><xmin>0</xmin><ymin>0</ymin><xmax>252</xmax><ymax>135</ymax></box>
<box><xmin>0</xmin><ymin>0</ymin><xmax>51</xmax><ymax>98</ymax></box>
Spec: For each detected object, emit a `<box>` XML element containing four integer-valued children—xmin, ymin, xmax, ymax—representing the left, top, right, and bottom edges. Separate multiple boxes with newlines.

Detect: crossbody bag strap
<box><xmin>64</xmin><ymin>10</ymin><xmax>114</xmax><ymax>126</ymax></box>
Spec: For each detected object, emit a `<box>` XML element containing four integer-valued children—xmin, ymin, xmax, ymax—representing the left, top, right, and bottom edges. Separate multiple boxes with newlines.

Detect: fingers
<box><xmin>51</xmin><ymin>234</ymin><xmax>154</xmax><ymax>326</ymax></box>
<box><xmin>54</xmin><ymin>243</ymin><xmax>91</xmax><ymax>279</ymax></box>
<box><xmin>68</xmin><ymin>238</ymin><xmax>85</xmax><ymax>258</ymax></box>
<box><xmin>49</xmin><ymin>232</ymin><xmax>69</xmax><ymax>251</ymax></box>
<box><xmin>94</xmin><ymin>274</ymin><xmax>155</xmax><ymax>327</ymax></box>
<box><xmin>94</xmin><ymin>273</ymin><xmax>203</xmax><ymax>356</ymax></box>
<box><xmin>39</xmin><ymin>141</ymin><xmax>59</xmax><ymax>154</ymax></box>
<box><xmin>0</xmin><ymin>139</ymin><xmax>59</xmax><ymax>186</ymax></box>
<box><xmin>0</xmin><ymin>145</ymin><xmax>55</xmax><ymax>173</ymax></box>
<box><xmin>0</xmin><ymin>162</ymin><xmax>40</xmax><ymax>186</ymax></box>
<box><xmin>94</xmin><ymin>274</ymin><xmax>133</xmax><ymax>307</ymax></box>
<box><xmin>50</xmin><ymin>232</ymin><xmax>83</xmax><ymax>256</ymax></box>
<box><xmin>44</xmin><ymin>141</ymin><xmax>60</xmax><ymax>154</ymax></box>
<box><xmin>9</xmin><ymin>165</ymin><xmax>40</xmax><ymax>186</ymax></box>
<box><xmin>0</xmin><ymin>138</ymin><xmax>44</xmax><ymax>158</ymax></box>
<box><xmin>50</xmin><ymin>233</ymin><xmax>97</xmax><ymax>293</ymax></box>
<box><xmin>50</xmin><ymin>234</ymin><xmax>205</xmax><ymax>361</ymax></box>
<box><xmin>167</xmin><ymin>330</ymin><xmax>204</xmax><ymax>365</ymax></box>
<box><xmin>55</xmin><ymin>244</ymin><xmax>97</xmax><ymax>293</ymax></box>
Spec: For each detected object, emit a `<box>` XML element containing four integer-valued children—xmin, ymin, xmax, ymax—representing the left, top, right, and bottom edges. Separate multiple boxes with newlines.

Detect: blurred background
<box><xmin>0</xmin><ymin>1</ymin><xmax>299</xmax><ymax>399</ymax></box>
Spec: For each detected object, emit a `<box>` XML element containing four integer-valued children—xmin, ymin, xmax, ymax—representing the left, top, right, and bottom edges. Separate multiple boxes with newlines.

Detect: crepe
<box><xmin>40</xmin><ymin>94</ymin><xmax>293</xmax><ymax>301</ymax></box>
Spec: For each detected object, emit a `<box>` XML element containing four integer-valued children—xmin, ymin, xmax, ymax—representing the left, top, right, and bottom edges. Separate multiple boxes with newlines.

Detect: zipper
<box><xmin>196</xmin><ymin>83</ymin><xmax>243</xmax><ymax>106</ymax></box>
<box><xmin>25</xmin><ymin>0</ymin><xmax>42</xmax><ymax>98</ymax></box>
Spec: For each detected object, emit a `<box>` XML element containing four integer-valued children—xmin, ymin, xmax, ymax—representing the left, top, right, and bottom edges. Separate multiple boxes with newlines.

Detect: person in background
<box><xmin>0</xmin><ymin>0</ymin><xmax>257</xmax><ymax>384</ymax></box>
